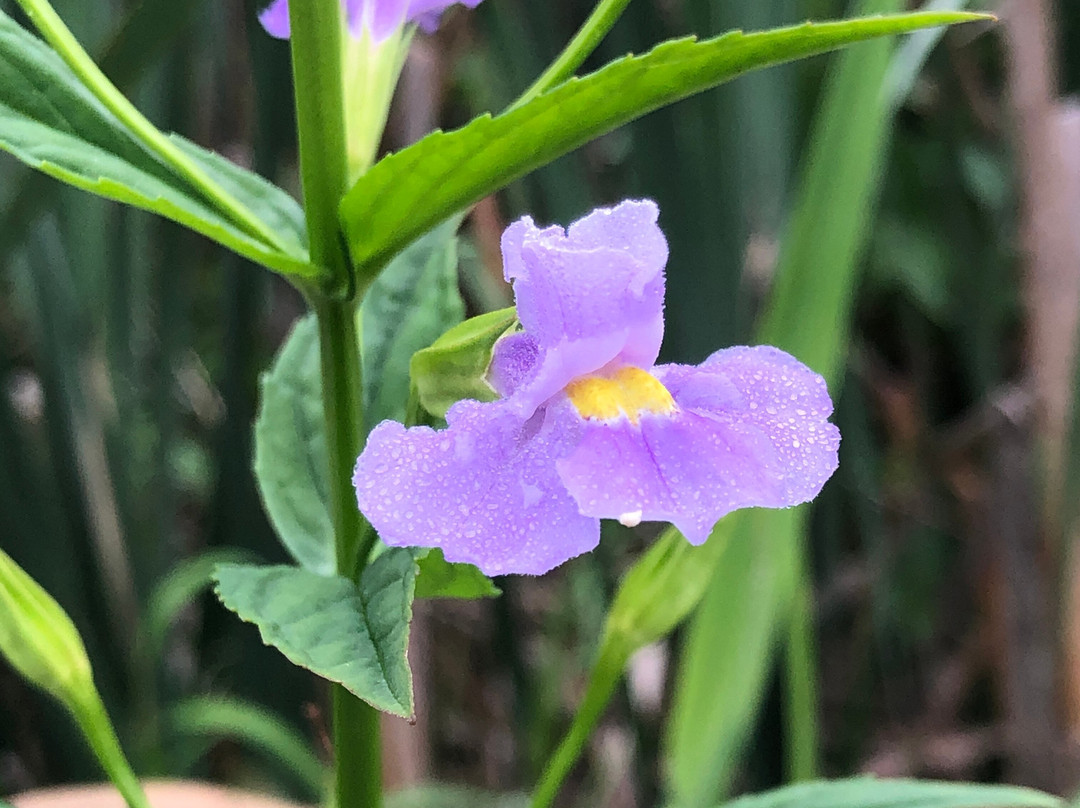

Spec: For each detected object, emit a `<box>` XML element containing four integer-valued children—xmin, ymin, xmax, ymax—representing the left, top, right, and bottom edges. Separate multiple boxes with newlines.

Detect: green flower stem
<box><xmin>288</xmin><ymin>2</ymin><xmax>382</xmax><ymax>807</ymax></box>
<box><xmin>69</xmin><ymin>689</ymin><xmax>151</xmax><ymax>808</ymax></box>
<box><xmin>508</xmin><ymin>0</ymin><xmax>634</xmax><ymax>111</ymax></box>
<box><xmin>12</xmin><ymin>0</ymin><xmax>296</xmax><ymax>258</ymax></box>
<box><xmin>530</xmin><ymin>634</ymin><xmax>632</xmax><ymax>808</ymax></box>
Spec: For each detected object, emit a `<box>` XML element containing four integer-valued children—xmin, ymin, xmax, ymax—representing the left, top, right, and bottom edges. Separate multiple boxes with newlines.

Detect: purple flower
<box><xmin>353</xmin><ymin>201</ymin><xmax>841</xmax><ymax>576</ymax></box>
<box><xmin>259</xmin><ymin>0</ymin><xmax>483</xmax><ymax>41</ymax></box>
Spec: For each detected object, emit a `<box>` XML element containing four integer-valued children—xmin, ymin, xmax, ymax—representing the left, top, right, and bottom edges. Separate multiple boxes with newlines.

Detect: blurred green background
<box><xmin>2</xmin><ymin>0</ymin><xmax>1080</xmax><ymax>805</ymax></box>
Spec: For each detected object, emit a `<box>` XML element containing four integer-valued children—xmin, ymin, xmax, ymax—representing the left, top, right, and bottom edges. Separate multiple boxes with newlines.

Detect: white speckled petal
<box><xmin>557</xmin><ymin>347</ymin><xmax>840</xmax><ymax>543</ymax></box>
<box><xmin>354</xmin><ymin>400</ymin><xmax>598</xmax><ymax>576</ymax></box>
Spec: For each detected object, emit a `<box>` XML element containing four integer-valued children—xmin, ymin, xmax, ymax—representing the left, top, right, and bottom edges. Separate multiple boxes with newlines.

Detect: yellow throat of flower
<box><xmin>565</xmin><ymin>366</ymin><xmax>676</xmax><ymax>424</ymax></box>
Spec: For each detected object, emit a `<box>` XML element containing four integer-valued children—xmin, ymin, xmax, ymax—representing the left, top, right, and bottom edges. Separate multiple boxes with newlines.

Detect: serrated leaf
<box><xmin>253</xmin><ymin>315</ymin><xmax>335</xmax><ymax>575</ymax></box>
<box><xmin>411</xmin><ymin>307</ymin><xmax>517</xmax><ymax>418</ymax></box>
<box><xmin>415</xmin><ymin>549</ymin><xmax>499</xmax><ymax>600</ymax></box>
<box><xmin>362</xmin><ymin>219</ymin><xmax>465</xmax><ymax>428</ymax></box>
<box><xmin>213</xmin><ymin>552</ymin><xmax>416</xmax><ymax>717</ymax></box>
<box><xmin>716</xmin><ymin>778</ymin><xmax>1061</xmax><ymax>808</ymax></box>
<box><xmin>339</xmin><ymin>11</ymin><xmax>989</xmax><ymax>275</ymax></box>
<box><xmin>0</xmin><ymin>10</ymin><xmax>315</xmax><ymax>277</ymax></box>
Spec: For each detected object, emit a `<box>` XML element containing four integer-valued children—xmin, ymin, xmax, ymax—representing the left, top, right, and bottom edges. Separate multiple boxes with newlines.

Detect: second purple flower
<box><xmin>259</xmin><ymin>0</ymin><xmax>483</xmax><ymax>41</ymax></box>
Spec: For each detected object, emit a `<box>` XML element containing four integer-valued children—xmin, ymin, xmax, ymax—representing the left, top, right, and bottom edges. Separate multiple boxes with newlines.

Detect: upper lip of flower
<box><xmin>353</xmin><ymin>199</ymin><xmax>841</xmax><ymax>576</ymax></box>
<box><xmin>258</xmin><ymin>0</ymin><xmax>484</xmax><ymax>42</ymax></box>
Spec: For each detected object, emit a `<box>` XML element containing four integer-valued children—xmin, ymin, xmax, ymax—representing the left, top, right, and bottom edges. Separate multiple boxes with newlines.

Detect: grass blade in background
<box><xmin>662</xmin><ymin>0</ymin><xmax>956</xmax><ymax>802</ymax></box>
<box><xmin>168</xmin><ymin>696</ymin><xmax>327</xmax><ymax>800</ymax></box>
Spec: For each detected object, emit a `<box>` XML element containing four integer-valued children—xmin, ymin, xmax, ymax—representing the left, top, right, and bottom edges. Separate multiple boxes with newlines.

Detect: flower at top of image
<box><xmin>259</xmin><ymin>0</ymin><xmax>484</xmax><ymax>41</ymax></box>
<box><xmin>353</xmin><ymin>200</ymin><xmax>841</xmax><ymax>576</ymax></box>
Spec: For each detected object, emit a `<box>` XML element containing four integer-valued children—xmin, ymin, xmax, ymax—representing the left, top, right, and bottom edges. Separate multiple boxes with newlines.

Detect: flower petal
<box><xmin>408</xmin><ymin>0</ymin><xmax>484</xmax><ymax>31</ymax></box>
<box><xmin>687</xmin><ymin>345</ymin><xmax>840</xmax><ymax>504</ymax></box>
<box><xmin>487</xmin><ymin>331</ymin><xmax>540</xmax><ymax>398</ymax></box>
<box><xmin>258</xmin><ymin>0</ymin><xmax>291</xmax><ymax>38</ymax></box>
<box><xmin>354</xmin><ymin>400</ymin><xmax>598</xmax><ymax>576</ymax></box>
<box><xmin>352</xmin><ymin>0</ymin><xmax>409</xmax><ymax>41</ymax></box>
<box><xmin>260</xmin><ymin>0</ymin><xmax>481</xmax><ymax>40</ymax></box>
<box><xmin>557</xmin><ymin>347</ymin><xmax>839</xmax><ymax>543</ymax></box>
<box><xmin>500</xmin><ymin>200</ymin><xmax>667</xmax><ymax>416</ymax></box>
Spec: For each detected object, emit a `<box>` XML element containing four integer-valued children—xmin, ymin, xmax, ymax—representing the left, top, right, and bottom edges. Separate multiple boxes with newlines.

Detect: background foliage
<box><xmin>1</xmin><ymin>0</ymin><xmax>1078</xmax><ymax>805</ymax></box>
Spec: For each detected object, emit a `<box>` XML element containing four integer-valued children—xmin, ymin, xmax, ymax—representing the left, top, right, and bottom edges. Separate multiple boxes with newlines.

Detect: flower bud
<box><xmin>0</xmin><ymin>547</ymin><xmax>93</xmax><ymax>706</ymax></box>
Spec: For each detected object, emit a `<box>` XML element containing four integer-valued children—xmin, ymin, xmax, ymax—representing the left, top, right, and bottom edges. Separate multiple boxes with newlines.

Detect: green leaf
<box><xmin>213</xmin><ymin>552</ymin><xmax>416</xmax><ymax>717</ymax></box>
<box><xmin>253</xmin><ymin>315</ymin><xmax>335</xmax><ymax>575</ymax></box>
<box><xmin>362</xmin><ymin>219</ymin><xmax>465</xmax><ymax>428</ymax></box>
<box><xmin>339</xmin><ymin>11</ymin><xmax>989</xmax><ymax>275</ymax></box>
<box><xmin>716</xmin><ymin>778</ymin><xmax>1061</xmax><ymax>808</ymax></box>
<box><xmin>169</xmin><ymin>696</ymin><xmax>327</xmax><ymax>799</ymax></box>
<box><xmin>415</xmin><ymin>549</ymin><xmax>500</xmax><ymax>600</ymax></box>
<box><xmin>0</xmin><ymin>10</ymin><xmax>315</xmax><ymax>278</ymax></box>
<box><xmin>410</xmin><ymin>307</ymin><xmax>517</xmax><ymax>418</ymax></box>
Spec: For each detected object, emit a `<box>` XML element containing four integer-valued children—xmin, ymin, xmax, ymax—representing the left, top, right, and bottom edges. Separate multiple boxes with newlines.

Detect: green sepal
<box><xmin>410</xmin><ymin>307</ymin><xmax>517</xmax><ymax>418</ymax></box>
<box><xmin>414</xmin><ymin>549</ymin><xmax>500</xmax><ymax>600</ymax></box>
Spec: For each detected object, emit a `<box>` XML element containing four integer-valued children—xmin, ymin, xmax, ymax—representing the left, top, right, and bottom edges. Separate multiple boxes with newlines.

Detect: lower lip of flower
<box><xmin>564</xmin><ymin>366</ymin><xmax>676</xmax><ymax>424</ymax></box>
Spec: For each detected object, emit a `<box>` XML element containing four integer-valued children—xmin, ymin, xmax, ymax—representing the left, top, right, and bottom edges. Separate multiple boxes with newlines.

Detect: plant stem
<box><xmin>71</xmin><ymin>689</ymin><xmax>151</xmax><ymax>808</ymax></box>
<box><xmin>13</xmin><ymin>0</ymin><xmax>297</xmax><ymax>257</ymax></box>
<box><xmin>314</xmin><ymin>299</ymin><xmax>365</xmax><ymax>576</ymax></box>
<box><xmin>334</xmin><ymin>685</ymin><xmax>383</xmax><ymax>807</ymax></box>
<box><xmin>288</xmin><ymin>2</ymin><xmax>383</xmax><ymax>806</ymax></box>
<box><xmin>288</xmin><ymin>0</ymin><xmax>353</xmax><ymax>298</ymax></box>
<box><xmin>530</xmin><ymin>635</ymin><xmax>631</xmax><ymax>808</ymax></box>
<box><xmin>509</xmin><ymin>0</ymin><xmax>634</xmax><ymax>111</ymax></box>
